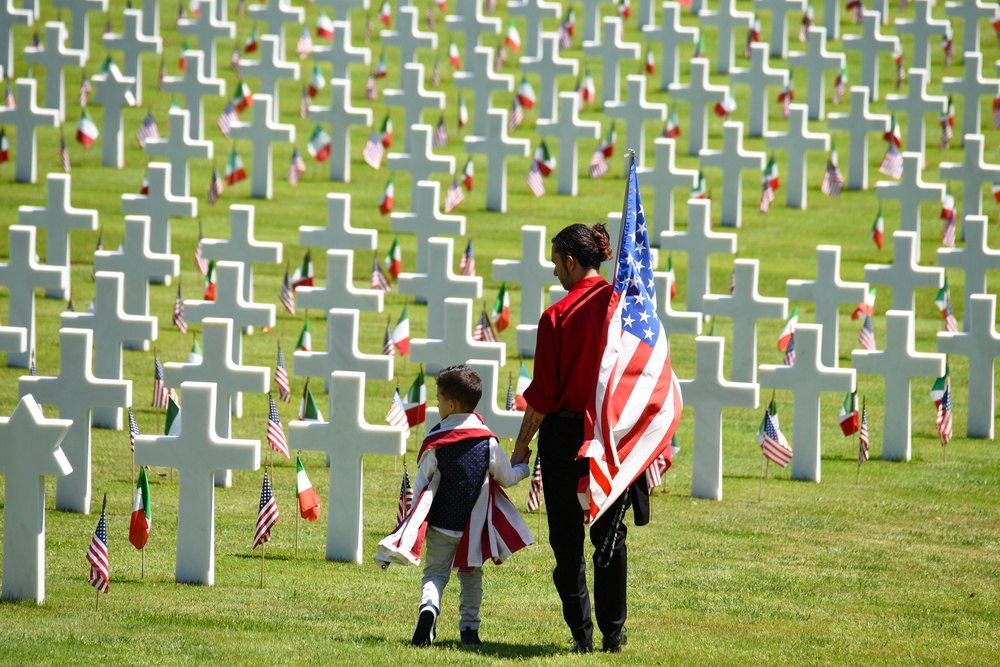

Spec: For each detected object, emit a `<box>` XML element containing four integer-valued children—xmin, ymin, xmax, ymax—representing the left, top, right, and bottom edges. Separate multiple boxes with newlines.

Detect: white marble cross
<box><xmin>91</xmin><ymin>62</ymin><xmax>137</xmax><ymax>169</ymax></box>
<box><xmin>390</xmin><ymin>181</ymin><xmax>465</xmax><ymax>273</ymax></box>
<box><xmin>248</xmin><ymin>0</ymin><xmax>305</xmax><ymax>54</ymax></box>
<box><xmin>699</xmin><ymin>0</ymin><xmax>753</xmax><ymax>74</ymax></box>
<box><xmin>827</xmin><ymin>86</ymin><xmax>891</xmax><ymax>190</ymax></box>
<box><xmin>521</xmin><ymin>32</ymin><xmax>579</xmax><ymax>121</ymax></box>
<box><xmin>135</xmin><ymin>381</ymin><xmax>260</xmax><ymax>585</ymax></box>
<box><xmin>864</xmin><ymin>231</ymin><xmax>944</xmax><ymax>311</ymax></box>
<box><xmin>604</xmin><ymin>76</ymin><xmax>666</xmax><ymax>171</ymax></box>
<box><xmin>578</xmin><ymin>0</ymin><xmax>606</xmax><ymax>44</ymax></box>
<box><xmin>682</xmin><ymin>336</ymin><xmax>759</xmax><ymax>500</ymax></box>
<box><xmin>144</xmin><ymin>108</ymin><xmax>214</xmax><ymax>197</ymax></box>
<box><xmin>759</xmin><ymin>324</ymin><xmax>856</xmax><ymax>482</ymax></box>
<box><xmin>0</xmin><ymin>79</ymin><xmax>59</xmax><ymax>184</ymax></box>
<box><xmin>699</xmin><ymin>121</ymin><xmax>766</xmax><ymax>228</ymax></box>
<box><xmin>239</xmin><ymin>35</ymin><xmax>299</xmax><ymax>122</ymax></box>
<box><xmin>18</xmin><ymin>328</ymin><xmax>130</xmax><ymax>514</ymax></box>
<box><xmin>764</xmin><ymin>104</ymin><xmax>830</xmax><ymax>209</ymax></box>
<box><xmin>0</xmin><ymin>321</ymin><xmax>26</xmax><ymax>359</ymax></box>
<box><xmin>22</xmin><ymin>22</ymin><xmax>84</xmax><ymax>123</ymax></box>
<box><xmin>852</xmin><ymin>310</ymin><xmax>945</xmax><ymax>460</ymax></box>
<box><xmin>93</xmin><ymin>216</ymin><xmax>179</xmax><ymax>350</ymax></box>
<box><xmin>312</xmin><ymin>20</ymin><xmax>370</xmax><ymax>79</ymax></box>
<box><xmin>398</xmin><ymin>237</ymin><xmax>482</xmax><ymax>339</ymax></box>
<box><xmin>894</xmin><ymin>0</ymin><xmax>950</xmax><ymax>72</ymax></box>
<box><xmin>159</xmin><ymin>50</ymin><xmax>225</xmax><ymax>142</ymax></box>
<box><xmin>464</xmin><ymin>109</ymin><xmax>531</xmax><ymax>212</ymax></box>
<box><xmin>508</xmin><ymin>0</ymin><xmax>561</xmax><ymax>60</ymax></box>
<box><xmin>61</xmin><ymin>272</ymin><xmax>155</xmax><ymax>429</ymax></box>
<box><xmin>937</xmin><ymin>217</ymin><xmax>1000</xmax><ymax>332</ymax></box>
<box><xmin>652</xmin><ymin>269</ymin><xmax>704</xmax><ymax>341</ymax></box>
<box><xmin>314</xmin><ymin>0</ymin><xmax>369</xmax><ymax>18</ymax></box>
<box><xmin>383</xmin><ymin>63</ymin><xmax>445</xmax><ymax>154</ymax></box>
<box><xmin>942</xmin><ymin>54</ymin><xmax>1000</xmax><ymax>147</ymax></box>
<box><xmin>50</xmin><ymin>0</ymin><xmax>106</xmax><ymax>59</ymax></box>
<box><xmin>0</xmin><ymin>394</ymin><xmax>71</xmax><ymax>604</ymax></box>
<box><xmin>444</xmin><ymin>0</ymin><xmax>501</xmax><ymax>58</ymax></box>
<box><xmin>308</xmin><ymin>78</ymin><xmax>372</xmax><ymax>182</ymax></box>
<box><xmin>141</xmin><ymin>0</ymin><xmax>160</xmax><ymax>40</ymax></box>
<box><xmin>756</xmin><ymin>0</ymin><xmax>806</xmax><ymax>58</ymax></box>
<box><xmin>228</xmin><ymin>94</ymin><xmax>294</xmax><ymax>199</ymax></box>
<box><xmin>944</xmin><ymin>0</ymin><xmax>995</xmax><ymax>60</ymax></box>
<box><xmin>300</xmin><ymin>193</ymin><xmax>377</xmax><ymax>251</ymax></box>
<box><xmin>163</xmin><ymin>318</ymin><xmax>269</xmax><ymax>487</ymax></box>
<box><xmin>453</xmin><ymin>46</ymin><xmax>513</xmax><ymax>136</ymax></box>
<box><xmin>642</xmin><ymin>1</ymin><xmax>698</xmax><ymax>92</ymax></box>
<box><xmin>381</xmin><ymin>5</ymin><xmax>437</xmax><ymax>64</ymax></box>
<box><xmin>121</xmin><ymin>162</ymin><xmax>198</xmax><ymax>284</ymax></box>
<box><xmin>464</xmin><ymin>359</ymin><xmax>522</xmax><ymax>439</ymax></box>
<box><xmin>582</xmin><ymin>17</ymin><xmax>640</xmax><ymax>107</ymax></box>
<box><xmin>659</xmin><ymin>199</ymin><xmax>737</xmax><ymax>312</ymax></box>
<box><xmin>493</xmin><ymin>226</ymin><xmax>558</xmax><ymax>358</ymax></box>
<box><xmin>938</xmin><ymin>294</ymin><xmax>1000</xmax><ymax>439</ymax></box>
<box><xmin>702</xmin><ymin>259</ymin><xmax>788</xmax><ymax>383</ymax></box>
<box><xmin>885</xmin><ymin>69</ymin><xmax>948</xmax><ymax>154</ymax></box>
<box><xmin>201</xmin><ymin>204</ymin><xmax>282</xmax><ymax>317</ymax></box>
<box><xmin>0</xmin><ymin>0</ymin><xmax>32</xmax><ymax>78</ymax></box>
<box><xmin>411</xmin><ymin>298</ymin><xmax>506</xmax><ymax>374</ymax></box>
<box><xmin>819</xmin><ymin>0</ymin><xmax>840</xmax><ymax>49</ymax></box>
<box><xmin>387</xmin><ymin>125</ymin><xmax>456</xmax><ymax>205</ymax></box>
<box><xmin>939</xmin><ymin>135</ymin><xmax>1000</xmax><ymax>239</ymax></box>
<box><xmin>731</xmin><ymin>42</ymin><xmax>789</xmax><ymax>138</ymax></box>
<box><xmin>288</xmin><ymin>371</ymin><xmax>405</xmax><ymax>563</ymax></box>
<box><xmin>177</xmin><ymin>0</ymin><xmax>236</xmax><ymax>78</ymax></box>
<box><xmin>638</xmin><ymin>138</ymin><xmax>698</xmax><ymax>237</ymax></box>
<box><xmin>102</xmin><ymin>9</ymin><xmax>162</xmax><ymax>106</ymax></box>
<box><xmin>293</xmin><ymin>308</ymin><xmax>393</xmax><ymax>387</ymax></box>
<box><xmin>842</xmin><ymin>11</ymin><xmax>899</xmax><ymax>103</ymax></box>
<box><xmin>537</xmin><ymin>92</ymin><xmax>601</xmax><ymax>195</ymax></box>
<box><xmin>297</xmin><ymin>249</ymin><xmax>384</xmax><ymax>314</ymax></box>
<box><xmin>875</xmin><ymin>152</ymin><xmax>945</xmax><ymax>249</ymax></box>
<box><xmin>668</xmin><ymin>58</ymin><xmax>728</xmax><ymax>157</ymax></box>
<box><xmin>17</xmin><ymin>174</ymin><xmax>97</xmax><ymax>301</ymax></box>
<box><xmin>788</xmin><ymin>26</ymin><xmax>844</xmax><ymax>121</ymax></box>
<box><xmin>0</xmin><ymin>226</ymin><xmax>67</xmax><ymax>369</ymax></box>
<box><xmin>787</xmin><ymin>245</ymin><xmax>869</xmax><ymax>369</ymax></box>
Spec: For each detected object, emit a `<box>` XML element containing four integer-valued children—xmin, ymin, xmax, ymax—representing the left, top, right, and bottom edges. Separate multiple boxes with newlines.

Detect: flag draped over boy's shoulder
<box><xmin>374</xmin><ymin>413</ymin><xmax>534</xmax><ymax>570</ymax></box>
<box><xmin>580</xmin><ymin>155</ymin><xmax>683</xmax><ymax>525</ymax></box>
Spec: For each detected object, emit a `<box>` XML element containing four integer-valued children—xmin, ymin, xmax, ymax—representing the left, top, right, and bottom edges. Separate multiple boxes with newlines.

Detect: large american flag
<box><xmin>580</xmin><ymin>158</ymin><xmax>683</xmax><ymax>524</ymax></box>
<box><xmin>267</xmin><ymin>394</ymin><xmax>289</xmax><ymax>459</ymax></box>
<box><xmin>253</xmin><ymin>472</ymin><xmax>279</xmax><ymax>549</ymax></box>
<box><xmin>275</xmin><ymin>345</ymin><xmax>291</xmax><ymax>402</ymax></box>
<box><xmin>152</xmin><ymin>358</ymin><xmax>169</xmax><ymax>409</ymax></box>
<box><xmin>87</xmin><ymin>505</ymin><xmax>110</xmax><ymax>593</ymax></box>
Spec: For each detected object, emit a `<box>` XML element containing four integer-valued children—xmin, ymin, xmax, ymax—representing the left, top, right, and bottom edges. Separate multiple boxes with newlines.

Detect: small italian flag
<box><xmin>299</xmin><ymin>381</ymin><xmax>324</xmax><ymax>421</ymax></box>
<box><xmin>930</xmin><ymin>365</ymin><xmax>949</xmax><ymax>406</ymax></box>
<box><xmin>941</xmin><ymin>186</ymin><xmax>955</xmax><ymax>219</ymax></box>
<box><xmin>203</xmin><ymin>260</ymin><xmax>217</xmax><ymax>300</ymax></box>
<box><xmin>505</xmin><ymin>21</ymin><xmax>521</xmax><ymax>52</ymax></box>
<box><xmin>165</xmin><ymin>393</ymin><xmax>181</xmax><ymax>436</ymax></box>
<box><xmin>871</xmin><ymin>205</ymin><xmax>884</xmax><ymax>250</ymax></box>
<box><xmin>296</xmin><ymin>315</ymin><xmax>312</xmax><ymax>352</ymax></box>
<box><xmin>777</xmin><ymin>306</ymin><xmax>798</xmax><ymax>351</ymax></box>
<box><xmin>838</xmin><ymin>391</ymin><xmax>860</xmax><ymax>436</ymax></box>
<box><xmin>517</xmin><ymin>76</ymin><xmax>536</xmax><ymax>109</ymax></box>
<box><xmin>462</xmin><ymin>157</ymin><xmax>474</xmax><ymax>191</ymax></box>
<box><xmin>665</xmin><ymin>255</ymin><xmax>677</xmax><ymax>300</ymax></box>
<box><xmin>385</xmin><ymin>236</ymin><xmax>402</xmax><ymax>280</ymax></box>
<box><xmin>992</xmin><ymin>181</ymin><xmax>1000</xmax><ymax>204</ymax></box>
<box><xmin>763</xmin><ymin>155</ymin><xmax>780</xmax><ymax>190</ymax></box>
<box><xmin>379</xmin><ymin>113</ymin><xmax>393</xmax><ymax>148</ymax></box>
<box><xmin>296</xmin><ymin>455</ymin><xmax>322</xmax><ymax>521</ymax></box>
<box><xmin>188</xmin><ymin>337</ymin><xmax>203</xmax><ymax>364</ymax></box>
<box><xmin>379</xmin><ymin>175</ymin><xmax>394</xmax><ymax>215</ymax></box>
<box><xmin>692</xmin><ymin>171</ymin><xmax>708</xmax><ymax>199</ymax></box>
<box><xmin>852</xmin><ymin>287</ymin><xmax>876</xmax><ymax>320</ymax></box>
<box><xmin>515</xmin><ymin>362</ymin><xmax>531</xmax><ymax>411</ymax></box>
<box><xmin>225</xmin><ymin>145</ymin><xmax>247</xmax><ymax>185</ymax></box>
<box><xmin>77</xmin><ymin>108</ymin><xmax>99</xmax><ymax>147</ymax></box>
<box><xmin>534</xmin><ymin>140</ymin><xmax>556</xmax><ymax>177</ymax></box>
<box><xmin>292</xmin><ymin>250</ymin><xmax>313</xmax><ymax>288</ymax></box>
<box><xmin>233</xmin><ymin>79</ymin><xmax>254</xmax><ymax>113</ymax></box>
<box><xmin>316</xmin><ymin>10</ymin><xmax>334</xmax><ymax>39</ymax></box>
<box><xmin>403</xmin><ymin>370</ymin><xmax>426</xmax><ymax>427</ymax></box>
<box><xmin>392</xmin><ymin>305</ymin><xmax>410</xmax><ymax>355</ymax></box>
<box><xmin>307</xmin><ymin>125</ymin><xmax>332</xmax><ymax>162</ymax></box>
<box><xmin>128</xmin><ymin>467</ymin><xmax>152</xmax><ymax>550</ymax></box>
<box><xmin>492</xmin><ymin>283</ymin><xmax>510</xmax><ymax>331</ymax></box>
<box><xmin>449</xmin><ymin>40</ymin><xmax>461</xmax><ymax>67</ymax></box>
<box><xmin>458</xmin><ymin>92</ymin><xmax>469</xmax><ymax>129</ymax></box>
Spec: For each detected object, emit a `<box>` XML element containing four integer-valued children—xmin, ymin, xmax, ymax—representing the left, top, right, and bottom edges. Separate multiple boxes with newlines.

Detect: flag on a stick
<box><xmin>252</xmin><ymin>472</ymin><xmax>279</xmax><ymax>549</ymax></box>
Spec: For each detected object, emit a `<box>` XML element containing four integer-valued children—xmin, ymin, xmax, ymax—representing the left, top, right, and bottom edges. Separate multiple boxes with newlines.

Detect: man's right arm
<box><xmin>511</xmin><ymin>404</ymin><xmax>545</xmax><ymax>465</ymax></box>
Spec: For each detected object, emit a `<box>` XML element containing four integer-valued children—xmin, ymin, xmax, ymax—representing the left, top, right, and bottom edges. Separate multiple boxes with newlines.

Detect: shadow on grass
<box><xmin>387</xmin><ymin>637</ymin><xmax>566</xmax><ymax>658</ymax></box>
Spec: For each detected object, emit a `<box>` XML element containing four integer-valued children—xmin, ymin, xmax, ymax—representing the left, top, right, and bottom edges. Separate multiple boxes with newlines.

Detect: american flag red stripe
<box><xmin>253</xmin><ymin>472</ymin><xmax>279</xmax><ymax>549</ymax></box>
<box><xmin>266</xmin><ymin>394</ymin><xmax>289</xmax><ymax>458</ymax></box>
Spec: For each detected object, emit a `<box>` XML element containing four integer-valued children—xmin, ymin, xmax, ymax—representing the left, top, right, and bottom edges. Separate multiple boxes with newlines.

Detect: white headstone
<box><xmin>659</xmin><ymin>199</ymin><xmax>738</xmax><ymax>312</ymax></box>
<box><xmin>91</xmin><ymin>62</ymin><xmax>137</xmax><ymax>168</ymax></box>
<box><xmin>159</xmin><ymin>50</ymin><xmax>225</xmax><ymax>142</ymax></box>
<box><xmin>642</xmin><ymin>2</ymin><xmax>698</xmax><ymax>92</ymax></box>
<box><xmin>297</xmin><ymin>249</ymin><xmax>383</xmax><ymax>314</ymax></box>
<box><xmin>141</xmin><ymin>0</ymin><xmax>160</xmax><ymax>40</ymax></box>
<box><xmin>312</xmin><ymin>20</ymin><xmax>370</xmax><ymax>79</ymax></box>
<box><xmin>842</xmin><ymin>11</ymin><xmax>898</xmax><ymax>102</ymax></box>
<box><xmin>390</xmin><ymin>181</ymin><xmax>465</xmax><ymax>275</ymax></box>
<box><xmin>22</xmin><ymin>21</ymin><xmax>84</xmax><ymax>123</ymax></box>
<box><xmin>638</xmin><ymin>138</ymin><xmax>698</xmax><ymax>237</ymax></box>
<box><xmin>18</xmin><ymin>328</ymin><xmax>130</xmax><ymax>514</ymax></box>
<box><xmin>875</xmin><ymin>152</ymin><xmax>945</xmax><ymax>250</ymax></box>
<box><xmin>682</xmin><ymin>336</ymin><xmax>759</xmax><ymax>500</ymax></box>
<box><xmin>827</xmin><ymin>85</ymin><xmax>891</xmax><ymax>190</ymax></box>
<box><xmin>464</xmin><ymin>359</ymin><xmax>522</xmax><ymax>438</ymax></box>
<box><xmin>939</xmin><ymin>134</ymin><xmax>1000</xmax><ymax>240</ymax></box>
<box><xmin>287</xmin><ymin>371</ymin><xmax>406</xmax><ymax>562</ymax></box>
<box><xmin>653</xmin><ymin>270</ymin><xmax>704</xmax><ymax>340</ymax></box>
<box><xmin>50</xmin><ymin>0</ymin><xmax>107</xmax><ymax>59</ymax></box>
<box><xmin>944</xmin><ymin>0</ymin><xmax>995</xmax><ymax>60</ymax></box>
<box><xmin>852</xmin><ymin>310</ymin><xmax>945</xmax><ymax>460</ymax></box>
<box><xmin>788</xmin><ymin>26</ymin><xmax>844</xmax><ymax>121</ymax></box>
<box><xmin>668</xmin><ymin>58</ymin><xmax>728</xmax><ymax>157</ymax></box>
<box><xmin>228</xmin><ymin>94</ymin><xmax>294</xmax><ymax>199</ymax></box>
<box><xmin>411</xmin><ymin>298</ymin><xmax>506</xmax><ymax>374</ymax></box>
<box><xmin>578</xmin><ymin>0</ymin><xmax>606</xmax><ymax>43</ymax></box>
<box><xmin>247</xmin><ymin>0</ymin><xmax>305</xmax><ymax>54</ymax></box>
<box><xmin>864</xmin><ymin>231</ymin><xmax>944</xmax><ymax>311</ymax></box>
<box><xmin>941</xmin><ymin>54</ymin><xmax>1000</xmax><ymax>147</ymax></box>
<box><xmin>314</xmin><ymin>0</ymin><xmax>370</xmax><ymax>17</ymax></box>
<box><xmin>885</xmin><ymin>69</ymin><xmax>948</xmax><ymax>154</ymax></box>
<box><xmin>163</xmin><ymin>318</ymin><xmax>269</xmax><ymax>487</ymax></box>
<box><xmin>702</xmin><ymin>259</ymin><xmax>788</xmax><ymax>383</ymax></box>
<box><xmin>453</xmin><ymin>46</ymin><xmax>513</xmax><ymax>137</ymax></box>
<box><xmin>764</xmin><ymin>104</ymin><xmax>830</xmax><ymax>209</ymax></box>
<box><xmin>308</xmin><ymin>78</ymin><xmax>372</xmax><ymax>182</ymax></box>
<box><xmin>444</xmin><ymin>0</ymin><xmax>501</xmax><ymax>57</ymax></box>
<box><xmin>699</xmin><ymin>121</ymin><xmax>766</xmax><ymax>227</ymax></box>
<box><xmin>293</xmin><ymin>308</ymin><xmax>393</xmax><ymax>385</ymax></box>
<box><xmin>92</xmin><ymin>216</ymin><xmax>179</xmax><ymax>350</ymax></box>
<box><xmin>60</xmin><ymin>272</ymin><xmax>155</xmax><ymax>429</ymax></box>
<box><xmin>938</xmin><ymin>294</ymin><xmax>1000</xmax><ymax>438</ymax></box>
<box><xmin>0</xmin><ymin>323</ymin><xmax>26</xmax><ymax>358</ymax></box>
<box><xmin>582</xmin><ymin>17</ymin><xmax>640</xmax><ymax>107</ymax></box>
<box><xmin>134</xmin><ymin>381</ymin><xmax>260</xmax><ymax>585</ymax></box>
<box><xmin>730</xmin><ymin>41</ymin><xmax>789</xmax><ymax>138</ymax></box>
<box><xmin>177</xmin><ymin>0</ymin><xmax>236</xmax><ymax>78</ymax></box>
<box><xmin>894</xmin><ymin>0</ymin><xmax>950</xmax><ymax>72</ymax></box>
<box><xmin>144</xmin><ymin>108</ymin><xmax>214</xmax><ymax>197</ymax></box>
<box><xmin>17</xmin><ymin>174</ymin><xmax>97</xmax><ymax>301</ymax></box>
<box><xmin>537</xmin><ymin>92</ymin><xmax>601</xmax><ymax>195</ymax></box>
<box><xmin>521</xmin><ymin>32</ymin><xmax>579</xmax><ymax>121</ymax></box>
<box><xmin>238</xmin><ymin>35</ymin><xmax>299</xmax><ymax>122</ymax></box>
<box><xmin>0</xmin><ymin>226</ymin><xmax>68</xmax><ymax>368</ymax></box>
<box><xmin>759</xmin><ymin>324</ymin><xmax>856</xmax><ymax>482</ymax></box>
<box><xmin>398</xmin><ymin>237</ymin><xmax>482</xmax><ymax>339</ymax></box>
<box><xmin>508</xmin><ymin>0</ymin><xmax>561</xmax><ymax>60</ymax></box>
<box><xmin>464</xmin><ymin>109</ymin><xmax>532</xmax><ymax>212</ymax></box>
<box><xmin>387</xmin><ymin>124</ymin><xmax>456</xmax><ymax>205</ymax></box>
<box><xmin>0</xmin><ymin>79</ymin><xmax>59</xmax><ymax>183</ymax></box>
<box><xmin>300</xmin><ymin>193</ymin><xmax>377</xmax><ymax>251</ymax></box>
<box><xmin>0</xmin><ymin>0</ymin><xmax>32</xmax><ymax>78</ymax></box>
<box><xmin>492</xmin><ymin>226</ymin><xmax>559</xmax><ymax>358</ymax></box>
<box><xmin>380</xmin><ymin>5</ymin><xmax>437</xmax><ymax>64</ymax></box>
<box><xmin>603</xmin><ymin>76</ymin><xmax>666</xmax><ymax>171</ymax></box>
<box><xmin>937</xmin><ymin>216</ymin><xmax>1000</xmax><ymax>332</ymax></box>
<box><xmin>383</xmin><ymin>63</ymin><xmax>445</xmax><ymax>153</ymax></box>
<box><xmin>698</xmin><ymin>0</ymin><xmax>753</xmax><ymax>74</ymax></box>
<box><xmin>755</xmin><ymin>0</ymin><xmax>806</xmax><ymax>59</ymax></box>
<box><xmin>102</xmin><ymin>9</ymin><xmax>161</xmax><ymax>106</ymax></box>
<box><xmin>0</xmin><ymin>394</ymin><xmax>71</xmax><ymax>604</ymax></box>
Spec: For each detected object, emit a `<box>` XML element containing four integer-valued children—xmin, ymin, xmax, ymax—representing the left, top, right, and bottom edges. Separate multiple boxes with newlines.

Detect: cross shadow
<box><xmin>378</xmin><ymin>637</ymin><xmax>565</xmax><ymax>658</ymax></box>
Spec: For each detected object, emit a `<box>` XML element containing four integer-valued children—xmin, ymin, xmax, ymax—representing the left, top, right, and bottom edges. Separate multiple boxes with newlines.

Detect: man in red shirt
<box><xmin>511</xmin><ymin>222</ymin><xmax>636</xmax><ymax>654</ymax></box>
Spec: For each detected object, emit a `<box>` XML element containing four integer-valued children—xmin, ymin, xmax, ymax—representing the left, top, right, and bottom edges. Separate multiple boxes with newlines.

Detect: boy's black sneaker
<box><xmin>460</xmin><ymin>629</ymin><xmax>482</xmax><ymax>646</ymax></box>
<box><xmin>602</xmin><ymin>629</ymin><xmax>627</xmax><ymax>653</ymax></box>
<box><xmin>411</xmin><ymin>608</ymin><xmax>437</xmax><ymax>647</ymax></box>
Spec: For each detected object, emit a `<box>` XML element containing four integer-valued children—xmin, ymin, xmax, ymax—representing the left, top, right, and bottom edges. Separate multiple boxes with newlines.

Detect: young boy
<box><xmin>375</xmin><ymin>365</ymin><xmax>533</xmax><ymax>647</ymax></box>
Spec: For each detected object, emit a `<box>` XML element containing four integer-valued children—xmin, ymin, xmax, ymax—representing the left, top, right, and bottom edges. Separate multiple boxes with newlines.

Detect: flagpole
<box><xmin>261</xmin><ymin>465</ymin><xmax>267</xmax><ymax>588</ymax></box>
<box><xmin>141</xmin><ymin>544</ymin><xmax>145</xmax><ymax>580</ymax></box>
<box><xmin>758</xmin><ymin>454</ymin><xmax>766</xmax><ymax>502</ymax></box>
<box><xmin>856</xmin><ymin>397</ymin><xmax>864</xmax><ymax>485</ymax></box>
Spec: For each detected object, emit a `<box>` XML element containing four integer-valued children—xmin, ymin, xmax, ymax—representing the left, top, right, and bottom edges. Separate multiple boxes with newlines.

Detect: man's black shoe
<box><xmin>570</xmin><ymin>639</ymin><xmax>593</xmax><ymax>654</ymax></box>
<box><xmin>460</xmin><ymin>629</ymin><xmax>482</xmax><ymax>646</ymax></box>
<box><xmin>411</xmin><ymin>608</ymin><xmax>437</xmax><ymax>647</ymax></box>
<box><xmin>602</xmin><ymin>630</ymin><xmax>628</xmax><ymax>653</ymax></box>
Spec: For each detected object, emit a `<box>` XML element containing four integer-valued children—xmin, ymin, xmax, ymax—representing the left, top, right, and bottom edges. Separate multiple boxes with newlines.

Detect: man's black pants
<box><xmin>538</xmin><ymin>413</ymin><xmax>629</xmax><ymax>644</ymax></box>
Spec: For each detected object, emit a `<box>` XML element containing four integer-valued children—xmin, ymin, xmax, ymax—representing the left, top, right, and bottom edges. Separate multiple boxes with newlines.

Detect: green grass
<box><xmin>1</xmin><ymin>1</ymin><xmax>1000</xmax><ymax>664</ymax></box>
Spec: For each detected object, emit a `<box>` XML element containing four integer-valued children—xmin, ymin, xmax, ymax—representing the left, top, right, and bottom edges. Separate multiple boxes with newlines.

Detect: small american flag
<box><xmin>370</xmin><ymin>258</ymin><xmax>392</xmax><ymax>292</ymax></box>
<box><xmin>195</xmin><ymin>230</ymin><xmax>208</xmax><ymax>275</ymax></box>
<box><xmin>396</xmin><ymin>467</ymin><xmax>414</xmax><ymax>524</ymax></box>
<box><xmin>275</xmin><ymin>345</ymin><xmax>291</xmax><ymax>402</ymax></box>
<box><xmin>444</xmin><ymin>177</ymin><xmax>464</xmax><ymax>213</ymax></box>
<box><xmin>59</xmin><ymin>134</ymin><xmax>70</xmax><ymax>173</ymax></box>
<box><xmin>279</xmin><ymin>268</ymin><xmax>295</xmax><ymax>314</ymax></box>
<box><xmin>362</xmin><ymin>131</ymin><xmax>384</xmax><ymax>169</ymax></box>
<box><xmin>758</xmin><ymin>410</ymin><xmax>792</xmax><ymax>467</ymax></box>
<box><xmin>366</xmin><ymin>73</ymin><xmax>377</xmax><ymax>101</ymax></box>
<box><xmin>783</xmin><ymin>332</ymin><xmax>796</xmax><ymax>366</ymax></box>
<box><xmin>128</xmin><ymin>406</ymin><xmax>139</xmax><ymax>453</ymax></box>
<box><xmin>432</xmin><ymin>116</ymin><xmax>448</xmax><ymax>149</ymax></box>
<box><xmin>646</xmin><ymin>451</ymin><xmax>668</xmax><ymax>491</ymax></box>
<box><xmin>942</xmin><ymin>211</ymin><xmax>957</xmax><ymax>248</ymax></box>
<box><xmin>508</xmin><ymin>97</ymin><xmax>524</xmax><ymax>131</ymax></box>
<box><xmin>494</xmin><ymin>43</ymin><xmax>507</xmax><ymax>71</ymax></box>
<box><xmin>879</xmin><ymin>142</ymin><xmax>903</xmax><ymax>179</ymax></box>
<box><xmin>858</xmin><ymin>404</ymin><xmax>869</xmax><ymax>463</ymax></box>
<box><xmin>172</xmin><ymin>282</ymin><xmax>187</xmax><ymax>333</ymax></box>
<box><xmin>5</xmin><ymin>80</ymin><xmax>15</xmax><ymax>108</ymax></box>
<box><xmin>136</xmin><ymin>111</ymin><xmax>160</xmax><ymax>149</ymax></box>
<box><xmin>296</xmin><ymin>27</ymin><xmax>313</xmax><ymax>58</ymax></box>
<box><xmin>821</xmin><ymin>156</ymin><xmax>845</xmax><ymax>197</ymax></box>
<box><xmin>942</xmin><ymin>294</ymin><xmax>958</xmax><ymax>333</ymax></box>
<box><xmin>386</xmin><ymin>388</ymin><xmax>410</xmax><ymax>439</ymax></box>
<box><xmin>287</xmin><ymin>147</ymin><xmax>307</xmax><ymax>186</ymax></box>
<box><xmin>589</xmin><ymin>149</ymin><xmax>609</xmax><ymax>179</ymax></box>
<box><xmin>940</xmin><ymin>117</ymin><xmax>953</xmax><ymax>149</ymax></box>
<box><xmin>217</xmin><ymin>102</ymin><xmax>238</xmax><ymax>137</ymax></box>
<box><xmin>300</xmin><ymin>86</ymin><xmax>309</xmax><ymax>118</ymax></box>
<box><xmin>858</xmin><ymin>314</ymin><xmax>876</xmax><ymax>351</ymax></box>
<box><xmin>459</xmin><ymin>239</ymin><xmax>475</xmax><ymax>276</ymax></box>
<box><xmin>252</xmin><ymin>472</ymin><xmax>279</xmax><ymax>549</ymax></box>
<box><xmin>473</xmin><ymin>310</ymin><xmax>498</xmax><ymax>342</ymax></box>
<box><xmin>759</xmin><ymin>179</ymin><xmax>774</xmax><ymax>213</ymax></box>
<box><xmin>382</xmin><ymin>322</ymin><xmax>395</xmax><ymax>356</ymax></box>
<box><xmin>152</xmin><ymin>358</ymin><xmax>169</xmax><ymax>409</ymax></box>
<box><xmin>267</xmin><ymin>394</ymin><xmax>290</xmax><ymax>459</ymax></box>
<box><xmin>833</xmin><ymin>68</ymin><xmax>847</xmax><ymax>104</ymax></box>
<box><xmin>230</xmin><ymin>44</ymin><xmax>242</xmax><ymax>76</ymax></box>
<box><xmin>526</xmin><ymin>162</ymin><xmax>545</xmax><ymax>197</ymax></box>
<box><xmin>526</xmin><ymin>455</ymin><xmax>542</xmax><ymax>512</ymax></box>
<box><xmin>207</xmin><ymin>166</ymin><xmax>224</xmax><ymax>205</ymax></box>
<box><xmin>87</xmin><ymin>504</ymin><xmax>110</xmax><ymax>593</ymax></box>
<box><xmin>431</xmin><ymin>57</ymin><xmax>441</xmax><ymax>86</ymax></box>
<box><xmin>80</xmin><ymin>73</ymin><xmax>93</xmax><ymax>106</ymax></box>
<box><xmin>936</xmin><ymin>384</ymin><xmax>953</xmax><ymax>446</ymax></box>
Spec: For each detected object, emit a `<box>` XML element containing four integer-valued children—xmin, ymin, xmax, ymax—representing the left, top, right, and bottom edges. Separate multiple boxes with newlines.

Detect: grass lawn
<box><xmin>1</xmin><ymin>1</ymin><xmax>999</xmax><ymax>664</ymax></box>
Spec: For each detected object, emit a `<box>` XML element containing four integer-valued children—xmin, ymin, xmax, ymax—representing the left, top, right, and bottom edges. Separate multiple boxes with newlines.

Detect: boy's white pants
<box><xmin>420</xmin><ymin>528</ymin><xmax>483</xmax><ymax>631</ymax></box>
